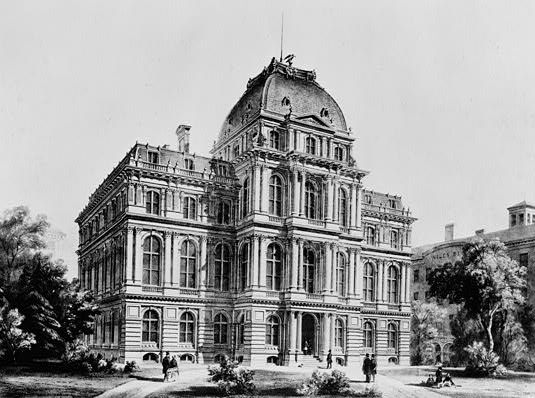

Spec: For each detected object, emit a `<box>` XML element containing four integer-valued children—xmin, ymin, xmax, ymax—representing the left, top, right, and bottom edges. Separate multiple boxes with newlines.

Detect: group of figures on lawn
<box><xmin>162</xmin><ymin>351</ymin><xmax>179</xmax><ymax>382</ymax></box>
<box><xmin>362</xmin><ymin>353</ymin><xmax>377</xmax><ymax>382</ymax></box>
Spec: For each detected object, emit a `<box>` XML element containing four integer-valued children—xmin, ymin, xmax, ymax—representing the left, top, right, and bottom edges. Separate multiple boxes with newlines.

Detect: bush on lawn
<box><xmin>63</xmin><ymin>341</ymin><xmax>123</xmax><ymax>374</ymax></box>
<box><xmin>123</xmin><ymin>360</ymin><xmax>140</xmax><ymax>373</ymax></box>
<box><xmin>298</xmin><ymin>370</ymin><xmax>382</xmax><ymax>397</ymax></box>
<box><xmin>207</xmin><ymin>356</ymin><xmax>256</xmax><ymax>395</ymax></box>
<box><xmin>464</xmin><ymin>341</ymin><xmax>507</xmax><ymax>377</ymax></box>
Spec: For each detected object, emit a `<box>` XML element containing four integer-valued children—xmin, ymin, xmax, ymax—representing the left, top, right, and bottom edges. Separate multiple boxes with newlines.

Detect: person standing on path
<box><xmin>370</xmin><ymin>354</ymin><xmax>377</xmax><ymax>382</ymax></box>
<box><xmin>362</xmin><ymin>353</ymin><xmax>371</xmax><ymax>382</ymax></box>
<box><xmin>162</xmin><ymin>352</ymin><xmax>170</xmax><ymax>382</ymax></box>
<box><xmin>326</xmin><ymin>350</ymin><xmax>333</xmax><ymax>369</ymax></box>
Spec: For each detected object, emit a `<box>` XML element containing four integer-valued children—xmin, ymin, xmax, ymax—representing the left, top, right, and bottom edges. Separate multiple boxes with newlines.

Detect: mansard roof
<box><xmin>217</xmin><ymin>58</ymin><xmax>347</xmax><ymax>145</ymax></box>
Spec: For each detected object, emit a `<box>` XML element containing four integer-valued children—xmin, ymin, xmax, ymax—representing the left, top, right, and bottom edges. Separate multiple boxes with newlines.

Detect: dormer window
<box><xmin>365</xmin><ymin>195</ymin><xmax>372</xmax><ymax>204</ymax></box>
<box><xmin>184</xmin><ymin>158</ymin><xmax>195</xmax><ymax>170</ymax></box>
<box><xmin>388</xmin><ymin>199</ymin><xmax>397</xmax><ymax>209</ymax></box>
<box><xmin>148</xmin><ymin>151</ymin><xmax>159</xmax><ymax>164</ymax></box>
<box><xmin>270</xmin><ymin>130</ymin><xmax>280</xmax><ymax>150</ymax></box>
<box><xmin>334</xmin><ymin>146</ymin><xmax>344</xmax><ymax>161</ymax></box>
<box><xmin>320</xmin><ymin>108</ymin><xmax>329</xmax><ymax>118</ymax></box>
<box><xmin>305</xmin><ymin>136</ymin><xmax>316</xmax><ymax>155</ymax></box>
<box><xmin>281</xmin><ymin>97</ymin><xmax>291</xmax><ymax>107</ymax></box>
<box><xmin>218</xmin><ymin>165</ymin><xmax>228</xmax><ymax>176</ymax></box>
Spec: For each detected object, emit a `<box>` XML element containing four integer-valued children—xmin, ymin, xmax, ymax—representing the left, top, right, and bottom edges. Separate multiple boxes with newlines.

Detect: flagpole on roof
<box><xmin>280</xmin><ymin>12</ymin><xmax>284</xmax><ymax>62</ymax></box>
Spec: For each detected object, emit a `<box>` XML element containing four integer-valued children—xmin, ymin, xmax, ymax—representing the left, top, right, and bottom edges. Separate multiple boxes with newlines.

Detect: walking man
<box><xmin>370</xmin><ymin>354</ymin><xmax>377</xmax><ymax>382</ymax></box>
<box><xmin>362</xmin><ymin>353</ymin><xmax>371</xmax><ymax>383</ymax></box>
<box><xmin>326</xmin><ymin>349</ymin><xmax>333</xmax><ymax>369</ymax></box>
<box><xmin>162</xmin><ymin>351</ymin><xmax>170</xmax><ymax>382</ymax></box>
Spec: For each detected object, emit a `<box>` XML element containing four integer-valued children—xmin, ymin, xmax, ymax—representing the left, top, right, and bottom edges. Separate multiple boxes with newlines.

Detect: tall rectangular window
<box><xmin>520</xmin><ymin>253</ymin><xmax>528</xmax><ymax>268</ymax></box>
<box><xmin>148</xmin><ymin>152</ymin><xmax>159</xmax><ymax>164</ymax></box>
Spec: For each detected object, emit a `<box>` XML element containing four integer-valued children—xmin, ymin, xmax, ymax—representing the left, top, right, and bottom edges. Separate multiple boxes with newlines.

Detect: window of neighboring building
<box><xmin>335</xmin><ymin>319</ymin><xmax>344</xmax><ymax>348</ymax></box>
<box><xmin>265</xmin><ymin>316</ymin><xmax>280</xmax><ymax>346</ymax></box>
<box><xmin>142</xmin><ymin>310</ymin><xmax>159</xmax><ymax>344</ymax></box>
<box><xmin>366</xmin><ymin>226</ymin><xmax>376</xmax><ymax>245</ymax></box>
<box><xmin>336</xmin><ymin>253</ymin><xmax>346</xmax><ymax>296</ymax></box>
<box><xmin>520</xmin><ymin>253</ymin><xmax>529</xmax><ymax>269</ymax></box>
<box><xmin>305</xmin><ymin>136</ymin><xmax>316</xmax><ymax>155</ymax></box>
<box><xmin>339</xmin><ymin>189</ymin><xmax>348</xmax><ymax>227</ymax></box>
<box><xmin>213</xmin><ymin>313</ymin><xmax>228</xmax><ymax>344</ymax></box>
<box><xmin>266</xmin><ymin>243</ymin><xmax>282</xmax><ymax>291</ymax></box>
<box><xmin>390</xmin><ymin>230</ymin><xmax>399</xmax><ymax>249</ymax></box>
<box><xmin>413</xmin><ymin>292</ymin><xmax>419</xmax><ymax>300</ymax></box>
<box><xmin>180</xmin><ymin>240</ymin><xmax>196</xmax><ymax>288</ymax></box>
<box><xmin>146</xmin><ymin>191</ymin><xmax>160</xmax><ymax>215</ymax></box>
<box><xmin>414</xmin><ymin>270</ymin><xmax>419</xmax><ymax>282</ymax></box>
<box><xmin>511</xmin><ymin>214</ymin><xmax>517</xmax><ymax>226</ymax></box>
<box><xmin>239</xmin><ymin>244</ymin><xmax>248</xmax><ymax>291</ymax></box>
<box><xmin>303</xmin><ymin>247</ymin><xmax>316</xmax><ymax>293</ymax></box>
<box><xmin>334</xmin><ymin>146</ymin><xmax>344</xmax><ymax>161</ymax></box>
<box><xmin>142</xmin><ymin>236</ymin><xmax>161</xmax><ymax>286</ymax></box>
<box><xmin>183</xmin><ymin>197</ymin><xmax>197</xmax><ymax>220</ymax></box>
<box><xmin>304</xmin><ymin>181</ymin><xmax>318</xmax><ymax>219</ymax></box>
<box><xmin>214</xmin><ymin>244</ymin><xmax>230</xmax><ymax>291</ymax></box>
<box><xmin>184</xmin><ymin>158</ymin><xmax>195</xmax><ymax>170</ymax></box>
<box><xmin>217</xmin><ymin>200</ymin><xmax>231</xmax><ymax>225</ymax></box>
<box><xmin>270</xmin><ymin>131</ymin><xmax>280</xmax><ymax>150</ymax></box>
<box><xmin>387</xmin><ymin>266</ymin><xmax>399</xmax><ymax>303</ymax></box>
<box><xmin>363</xmin><ymin>262</ymin><xmax>375</xmax><ymax>301</ymax></box>
<box><xmin>269</xmin><ymin>175</ymin><xmax>283</xmax><ymax>216</ymax></box>
<box><xmin>148</xmin><ymin>151</ymin><xmax>159</xmax><ymax>164</ymax></box>
<box><xmin>520</xmin><ymin>214</ymin><xmax>525</xmax><ymax>224</ymax></box>
<box><xmin>363</xmin><ymin>321</ymin><xmax>374</xmax><ymax>348</ymax></box>
<box><xmin>179</xmin><ymin>312</ymin><xmax>195</xmax><ymax>343</ymax></box>
<box><xmin>387</xmin><ymin>323</ymin><xmax>398</xmax><ymax>349</ymax></box>
<box><xmin>242</xmin><ymin>178</ymin><xmax>250</xmax><ymax>218</ymax></box>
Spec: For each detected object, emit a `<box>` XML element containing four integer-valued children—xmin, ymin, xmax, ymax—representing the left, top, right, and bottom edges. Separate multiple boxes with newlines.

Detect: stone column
<box><xmin>348</xmin><ymin>249</ymin><xmax>355</xmax><ymax>297</ymax></box>
<box><xmin>291</xmin><ymin>238</ymin><xmax>299</xmax><ymax>289</ymax></box>
<box><xmin>292</xmin><ymin>170</ymin><xmax>300</xmax><ymax>216</ymax></box>
<box><xmin>405</xmin><ymin>264</ymin><xmax>411</xmax><ymax>303</ymax></box>
<box><xmin>134</xmin><ymin>227</ymin><xmax>142</xmax><ymax>283</ymax></box>
<box><xmin>253</xmin><ymin>165</ymin><xmax>261</xmax><ymax>212</ymax></box>
<box><xmin>329</xmin><ymin>314</ymin><xmax>335</xmax><ymax>350</ymax></box>
<box><xmin>350</xmin><ymin>184</ymin><xmax>357</xmax><ymax>228</ymax></box>
<box><xmin>324</xmin><ymin>243</ymin><xmax>332</xmax><ymax>294</ymax></box>
<box><xmin>164</xmin><ymin>231</ymin><xmax>172</xmax><ymax>287</ymax></box>
<box><xmin>251</xmin><ymin>235</ymin><xmax>259</xmax><ymax>288</ymax></box>
<box><xmin>261</xmin><ymin>166</ymin><xmax>269</xmax><ymax>213</ymax></box>
<box><xmin>355</xmin><ymin>249</ymin><xmax>362</xmax><ymax>298</ymax></box>
<box><xmin>259</xmin><ymin>236</ymin><xmax>266</xmax><ymax>288</ymax></box>
<box><xmin>378</xmin><ymin>261</ymin><xmax>384</xmax><ymax>302</ymax></box>
<box><xmin>331</xmin><ymin>244</ymin><xmax>337</xmax><ymax>292</ymax></box>
<box><xmin>326</xmin><ymin>177</ymin><xmax>333</xmax><ymax>221</ymax></box>
<box><xmin>296</xmin><ymin>311</ymin><xmax>302</xmax><ymax>353</ymax></box>
<box><xmin>200</xmin><ymin>236</ymin><xmax>207</xmax><ymax>289</ymax></box>
<box><xmin>322</xmin><ymin>314</ymin><xmax>330</xmax><ymax>357</ymax></box>
<box><xmin>297</xmin><ymin>239</ymin><xmax>304</xmax><ymax>290</ymax></box>
<box><xmin>125</xmin><ymin>227</ymin><xmax>134</xmax><ymax>284</ymax></box>
<box><xmin>172</xmin><ymin>233</ymin><xmax>180</xmax><ymax>286</ymax></box>
<box><xmin>289</xmin><ymin>311</ymin><xmax>296</xmax><ymax>353</ymax></box>
<box><xmin>333</xmin><ymin>181</ymin><xmax>339</xmax><ymax>223</ymax></box>
<box><xmin>299</xmin><ymin>171</ymin><xmax>306</xmax><ymax>217</ymax></box>
<box><xmin>356</xmin><ymin>184</ymin><xmax>363</xmax><ymax>228</ymax></box>
<box><xmin>399</xmin><ymin>263</ymin><xmax>406</xmax><ymax>304</ymax></box>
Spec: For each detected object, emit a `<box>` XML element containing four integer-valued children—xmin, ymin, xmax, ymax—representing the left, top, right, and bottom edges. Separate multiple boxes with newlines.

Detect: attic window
<box><xmin>365</xmin><ymin>195</ymin><xmax>372</xmax><ymax>204</ymax></box>
<box><xmin>389</xmin><ymin>199</ymin><xmax>397</xmax><ymax>209</ymax></box>
<box><xmin>184</xmin><ymin>159</ymin><xmax>195</xmax><ymax>170</ymax></box>
<box><xmin>281</xmin><ymin>97</ymin><xmax>291</xmax><ymax>107</ymax></box>
<box><xmin>320</xmin><ymin>108</ymin><xmax>330</xmax><ymax>118</ymax></box>
<box><xmin>148</xmin><ymin>151</ymin><xmax>159</xmax><ymax>164</ymax></box>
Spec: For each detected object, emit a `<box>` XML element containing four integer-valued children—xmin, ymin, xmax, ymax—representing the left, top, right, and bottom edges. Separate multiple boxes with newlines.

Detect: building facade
<box><xmin>412</xmin><ymin>201</ymin><xmax>535</xmax><ymax>365</ymax></box>
<box><xmin>76</xmin><ymin>58</ymin><xmax>416</xmax><ymax>367</ymax></box>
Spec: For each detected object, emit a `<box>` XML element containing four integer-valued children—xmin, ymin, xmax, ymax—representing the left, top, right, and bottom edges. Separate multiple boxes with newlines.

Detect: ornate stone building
<box><xmin>76</xmin><ymin>58</ymin><xmax>416</xmax><ymax>367</ymax></box>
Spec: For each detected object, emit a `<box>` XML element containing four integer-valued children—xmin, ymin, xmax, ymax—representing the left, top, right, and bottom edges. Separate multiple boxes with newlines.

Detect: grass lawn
<box><xmin>146</xmin><ymin>368</ymin><xmax>378</xmax><ymax>398</ymax></box>
<box><xmin>383</xmin><ymin>366</ymin><xmax>535</xmax><ymax>398</ymax></box>
<box><xmin>0</xmin><ymin>364</ymin><xmax>130</xmax><ymax>398</ymax></box>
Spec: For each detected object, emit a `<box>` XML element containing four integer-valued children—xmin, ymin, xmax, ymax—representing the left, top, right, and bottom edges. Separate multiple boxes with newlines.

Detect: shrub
<box><xmin>207</xmin><ymin>357</ymin><xmax>256</xmax><ymax>395</ymax></box>
<box><xmin>80</xmin><ymin>362</ymin><xmax>92</xmax><ymax>374</ymax></box>
<box><xmin>298</xmin><ymin>370</ymin><xmax>381</xmax><ymax>397</ymax></box>
<box><xmin>464</xmin><ymin>341</ymin><xmax>507</xmax><ymax>377</ymax></box>
<box><xmin>124</xmin><ymin>360</ymin><xmax>140</xmax><ymax>373</ymax></box>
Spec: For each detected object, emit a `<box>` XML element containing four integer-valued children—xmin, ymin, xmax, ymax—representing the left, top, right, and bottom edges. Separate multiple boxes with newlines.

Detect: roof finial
<box><xmin>280</xmin><ymin>12</ymin><xmax>284</xmax><ymax>62</ymax></box>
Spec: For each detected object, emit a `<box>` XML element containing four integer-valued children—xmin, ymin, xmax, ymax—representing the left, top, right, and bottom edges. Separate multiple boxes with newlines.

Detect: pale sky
<box><xmin>2</xmin><ymin>1</ymin><xmax>535</xmax><ymax>278</ymax></box>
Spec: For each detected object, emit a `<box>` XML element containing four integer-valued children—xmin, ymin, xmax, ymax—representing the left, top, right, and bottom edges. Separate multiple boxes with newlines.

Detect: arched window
<box><xmin>242</xmin><ymin>178</ymin><xmax>250</xmax><ymax>218</ymax></box>
<box><xmin>142</xmin><ymin>236</ymin><xmax>161</xmax><ymax>285</ymax></box>
<box><xmin>183</xmin><ymin>197</ymin><xmax>197</xmax><ymax>219</ymax></box>
<box><xmin>338</xmin><ymin>189</ymin><xmax>348</xmax><ymax>227</ymax></box>
<box><xmin>265</xmin><ymin>316</ymin><xmax>280</xmax><ymax>346</ymax></box>
<box><xmin>335</xmin><ymin>319</ymin><xmax>344</xmax><ymax>348</ymax></box>
<box><xmin>179</xmin><ymin>312</ymin><xmax>195</xmax><ymax>343</ymax></box>
<box><xmin>387</xmin><ymin>266</ymin><xmax>399</xmax><ymax>303</ymax></box>
<box><xmin>217</xmin><ymin>200</ymin><xmax>231</xmax><ymax>225</ymax></box>
<box><xmin>305</xmin><ymin>181</ymin><xmax>318</xmax><ymax>219</ymax></box>
<box><xmin>387</xmin><ymin>323</ymin><xmax>398</xmax><ymax>349</ymax></box>
<box><xmin>363</xmin><ymin>263</ymin><xmax>375</xmax><ymax>301</ymax></box>
<box><xmin>334</xmin><ymin>146</ymin><xmax>344</xmax><ymax>161</ymax></box>
<box><xmin>146</xmin><ymin>191</ymin><xmax>160</xmax><ymax>215</ymax></box>
<box><xmin>180</xmin><ymin>240</ymin><xmax>196</xmax><ymax>288</ymax></box>
<box><xmin>266</xmin><ymin>244</ymin><xmax>282</xmax><ymax>291</ymax></box>
<box><xmin>366</xmin><ymin>226</ymin><xmax>376</xmax><ymax>245</ymax></box>
<box><xmin>214</xmin><ymin>313</ymin><xmax>228</xmax><ymax>344</ymax></box>
<box><xmin>305</xmin><ymin>136</ymin><xmax>316</xmax><ymax>155</ymax></box>
<box><xmin>269</xmin><ymin>175</ymin><xmax>283</xmax><ymax>216</ymax></box>
<box><xmin>214</xmin><ymin>244</ymin><xmax>230</xmax><ymax>291</ymax></box>
<box><xmin>390</xmin><ymin>230</ymin><xmax>399</xmax><ymax>249</ymax></box>
<box><xmin>237</xmin><ymin>315</ymin><xmax>245</xmax><ymax>345</ymax></box>
<box><xmin>142</xmin><ymin>310</ymin><xmax>159</xmax><ymax>344</ymax></box>
<box><xmin>239</xmin><ymin>244</ymin><xmax>248</xmax><ymax>291</ymax></box>
<box><xmin>303</xmin><ymin>248</ymin><xmax>316</xmax><ymax>293</ymax></box>
<box><xmin>336</xmin><ymin>253</ymin><xmax>346</xmax><ymax>296</ymax></box>
<box><xmin>270</xmin><ymin>131</ymin><xmax>280</xmax><ymax>150</ymax></box>
<box><xmin>363</xmin><ymin>321</ymin><xmax>374</xmax><ymax>348</ymax></box>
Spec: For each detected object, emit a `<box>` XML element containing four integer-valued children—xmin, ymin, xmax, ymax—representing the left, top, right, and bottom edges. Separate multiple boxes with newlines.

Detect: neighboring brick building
<box><xmin>412</xmin><ymin>201</ymin><xmax>535</xmax><ymax>364</ymax></box>
<box><xmin>76</xmin><ymin>58</ymin><xmax>416</xmax><ymax>367</ymax></box>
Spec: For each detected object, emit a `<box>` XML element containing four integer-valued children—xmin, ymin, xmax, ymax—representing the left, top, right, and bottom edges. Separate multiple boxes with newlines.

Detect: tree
<box><xmin>410</xmin><ymin>300</ymin><xmax>448</xmax><ymax>365</ymax></box>
<box><xmin>0</xmin><ymin>206</ymin><xmax>49</xmax><ymax>286</ymax></box>
<box><xmin>429</xmin><ymin>239</ymin><xmax>526</xmax><ymax>352</ymax></box>
<box><xmin>0</xmin><ymin>304</ymin><xmax>36</xmax><ymax>362</ymax></box>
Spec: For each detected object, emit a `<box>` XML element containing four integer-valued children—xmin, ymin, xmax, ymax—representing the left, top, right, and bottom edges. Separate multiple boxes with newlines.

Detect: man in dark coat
<box><xmin>162</xmin><ymin>351</ymin><xmax>170</xmax><ymax>382</ymax></box>
<box><xmin>326</xmin><ymin>350</ymin><xmax>333</xmax><ymax>369</ymax></box>
<box><xmin>370</xmin><ymin>354</ymin><xmax>377</xmax><ymax>382</ymax></box>
<box><xmin>362</xmin><ymin>353</ymin><xmax>371</xmax><ymax>382</ymax></box>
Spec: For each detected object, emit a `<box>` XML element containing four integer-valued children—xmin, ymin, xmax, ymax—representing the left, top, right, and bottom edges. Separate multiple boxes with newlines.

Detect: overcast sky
<box><xmin>2</xmin><ymin>1</ymin><xmax>535</xmax><ymax>278</ymax></box>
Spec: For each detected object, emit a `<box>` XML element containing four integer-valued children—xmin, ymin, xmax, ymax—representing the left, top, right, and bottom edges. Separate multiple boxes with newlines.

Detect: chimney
<box><xmin>176</xmin><ymin>124</ymin><xmax>191</xmax><ymax>153</ymax></box>
<box><xmin>475</xmin><ymin>229</ymin><xmax>485</xmax><ymax>236</ymax></box>
<box><xmin>445</xmin><ymin>223</ymin><xmax>454</xmax><ymax>241</ymax></box>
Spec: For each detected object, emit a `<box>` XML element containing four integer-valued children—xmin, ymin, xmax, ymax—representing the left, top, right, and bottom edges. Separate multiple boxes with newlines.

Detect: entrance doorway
<box><xmin>302</xmin><ymin>314</ymin><xmax>316</xmax><ymax>356</ymax></box>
